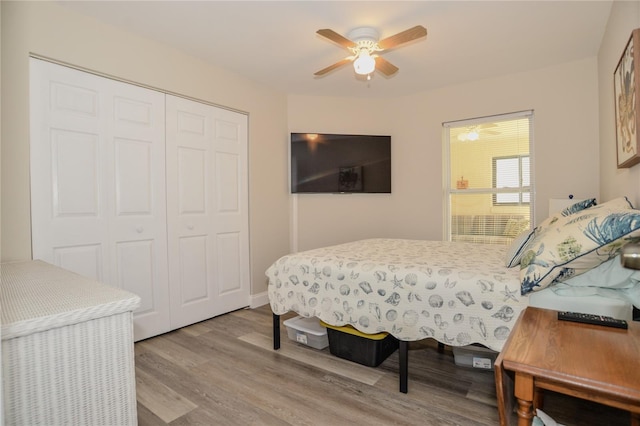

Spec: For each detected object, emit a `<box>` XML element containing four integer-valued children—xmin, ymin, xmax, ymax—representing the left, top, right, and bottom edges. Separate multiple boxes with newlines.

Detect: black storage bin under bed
<box><xmin>321</xmin><ymin>321</ymin><xmax>399</xmax><ymax>367</ymax></box>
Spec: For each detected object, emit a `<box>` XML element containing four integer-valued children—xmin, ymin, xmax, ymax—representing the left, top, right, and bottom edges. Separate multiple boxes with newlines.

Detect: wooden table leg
<box><xmin>533</xmin><ymin>388</ymin><xmax>544</xmax><ymax>411</ymax></box>
<box><xmin>514</xmin><ymin>372</ymin><xmax>535</xmax><ymax>426</ymax></box>
<box><xmin>494</xmin><ymin>354</ymin><xmax>513</xmax><ymax>426</ymax></box>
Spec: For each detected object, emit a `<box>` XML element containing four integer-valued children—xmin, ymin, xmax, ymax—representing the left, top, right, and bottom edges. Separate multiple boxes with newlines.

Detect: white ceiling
<box><xmin>59</xmin><ymin>1</ymin><xmax>613</xmax><ymax>99</ymax></box>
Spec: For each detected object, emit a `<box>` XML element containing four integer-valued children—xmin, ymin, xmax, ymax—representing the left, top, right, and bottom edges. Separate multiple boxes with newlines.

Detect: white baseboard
<box><xmin>250</xmin><ymin>291</ymin><xmax>269</xmax><ymax>309</ymax></box>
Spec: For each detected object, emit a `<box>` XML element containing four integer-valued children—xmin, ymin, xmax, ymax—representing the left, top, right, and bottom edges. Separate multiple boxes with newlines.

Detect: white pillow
<box><xmin>533</xmin><ymin>409</ymin><xmax>565</xmax><ymax>426</ymax></box>
<box><xmin>561</xmin><ymin>255</ymin><xmax>640</xmax><ymax>289</ymax></box>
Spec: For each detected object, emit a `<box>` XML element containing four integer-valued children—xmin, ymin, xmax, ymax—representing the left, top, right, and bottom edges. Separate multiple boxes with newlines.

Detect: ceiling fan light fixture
<box><xmin>466</xmin><ymin>131</ymin><xmax>480</xmax><ymax>141</ymax></box>
<box><xmin>353</xmin><ymin>50</ymin><xmax>376</xmax><ymax>75</ymax></box>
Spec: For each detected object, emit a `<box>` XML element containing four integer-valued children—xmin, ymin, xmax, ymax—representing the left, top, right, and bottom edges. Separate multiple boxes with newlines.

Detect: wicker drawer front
<box><xmin>3</xmin><ymin>313</ymin><xmax>138</xmax><ymax>425</ymax></box>
<box><xmin>2</xmin><ymin>261</ymin><xmax>140</xmax><ymax>425</ymax></box>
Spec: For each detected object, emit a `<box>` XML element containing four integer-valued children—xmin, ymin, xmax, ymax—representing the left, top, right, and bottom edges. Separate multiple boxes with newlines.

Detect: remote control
<box><xmin>557</xmin><ymin>311</ymin><xmax>628</xmax><ymax>329</ymax></box>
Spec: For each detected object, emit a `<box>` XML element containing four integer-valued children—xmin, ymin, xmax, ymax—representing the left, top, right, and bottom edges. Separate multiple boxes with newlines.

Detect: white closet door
<box><xmin>30</xmin><ymin>59</ymin><xmax>171</xmax><ymax>341</ymax></box>
<box><xmin>30</xmin><ymin>60</ymin><xmax>111</xmax><ymax>281</ymax></box>
<box><xmin>166</xmin><ymin>95</ymin><xmax>250</xmax><ymax>329</ymax></box>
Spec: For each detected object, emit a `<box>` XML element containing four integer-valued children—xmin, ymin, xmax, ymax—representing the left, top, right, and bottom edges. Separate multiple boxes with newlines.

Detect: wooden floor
<box><xmin>135</xmin><ymin>305</ymin><xmax>630</xmax><ymax>425</ymax></box>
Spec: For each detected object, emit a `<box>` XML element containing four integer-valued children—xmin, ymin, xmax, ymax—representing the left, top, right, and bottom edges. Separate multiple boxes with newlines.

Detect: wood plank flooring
<box><xmin>135</xmin><ymin>305</ymin><xmax>630</xmax><ymax>425</ymax></box>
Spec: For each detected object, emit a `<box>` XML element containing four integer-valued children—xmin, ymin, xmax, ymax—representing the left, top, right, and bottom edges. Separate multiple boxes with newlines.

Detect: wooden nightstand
<box><xmin>495</xmin><ymin>307</ymin><xmax>640</xmax><ymax>426</ymax></box>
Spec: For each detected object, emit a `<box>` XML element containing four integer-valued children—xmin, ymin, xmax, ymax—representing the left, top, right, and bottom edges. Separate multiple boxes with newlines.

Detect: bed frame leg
<box><xmin>399</xmin><ymin>340</ymin><xmax>408</xmax><ymax>393</ymax></box>
<box><xmin>273</xmin><ymin>313</ymin><xmax>280</xmax><ymax>350</ymax></box>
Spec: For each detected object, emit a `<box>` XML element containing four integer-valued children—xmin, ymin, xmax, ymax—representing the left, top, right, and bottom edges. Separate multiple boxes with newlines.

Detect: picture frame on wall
<box><xmin>614</xmin><ymin>28</ymin><xmax>640</xmax><ymax>169</ymax></box>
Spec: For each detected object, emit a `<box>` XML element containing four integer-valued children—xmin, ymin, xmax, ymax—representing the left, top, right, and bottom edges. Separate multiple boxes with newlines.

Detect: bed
<box><xmin>267</xmin><ymin>197</ymin><xmax>640</xmax><ymax>393</ymax></box>
<box><xmin>268</xmin><ymin>238</ymin><xmax>524</xmax><ymax>351</ymax></box>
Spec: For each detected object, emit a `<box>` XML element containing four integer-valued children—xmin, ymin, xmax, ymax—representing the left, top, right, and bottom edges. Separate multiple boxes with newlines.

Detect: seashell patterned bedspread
<box><xmin>266</xmin><ymin>238</ymin><xmax>528</xmax><ymax>352</ymax></box>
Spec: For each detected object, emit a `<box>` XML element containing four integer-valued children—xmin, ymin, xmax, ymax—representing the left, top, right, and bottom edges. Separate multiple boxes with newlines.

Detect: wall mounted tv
<box><xmin>290</xmin><ymin>133</ymin><xmax>391</xmax><ymax>194</ymax></box>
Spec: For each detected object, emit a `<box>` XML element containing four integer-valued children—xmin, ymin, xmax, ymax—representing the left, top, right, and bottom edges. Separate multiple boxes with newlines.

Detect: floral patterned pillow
<box><xmin>536</xmin><ymin>198</ymin><xmax>597</xmax><ymax>232</ymax></box>
<box><xmin>562</xmin><ymin>198</ymin><xmax>599</xmax><ymax>213</ymax></box>
<box><xmin>520</xmin><ymin>197</ymin><xmax>640</xmax><ymax>295</ymax></box>
<box><xmin>504</xmin><ymin>198</ymin><xmax>596</xmax><ymax>268</ymax></box>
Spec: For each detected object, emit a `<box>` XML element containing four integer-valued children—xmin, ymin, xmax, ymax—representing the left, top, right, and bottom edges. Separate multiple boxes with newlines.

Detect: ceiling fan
<box><xmin>457</xmin><ymin>124</ymin><xmax>501</xmax><ymax>141</ymax></box>
<box><xmin>314</xmin><ymin>25</ymin><xmax>427</xmax><ymax>79</ymax></box>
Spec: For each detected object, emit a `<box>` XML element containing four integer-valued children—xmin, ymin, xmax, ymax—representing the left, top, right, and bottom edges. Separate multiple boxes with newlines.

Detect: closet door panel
<box><xmin>111</xmin><ymin>93</ymin><xmax>159</xmax><ymax>221</ymax></box>
<box><xmin>177</xmin><ymin>147</ymin><xmax>207</xmax><ymax>213</ymax></box>
<box><xmin>30</xmin><ymin>59</ymin><xmax>170</xmax><ymax>341</ymax></box>
<box><xmin>216</xmin><ymin>152</ymin><xmax>239</xmax><ymax>212</ymax></box>
<box><xmin>30</xmin><ymin>60</ymin><xmax>111</xmax><ymax>282</ymax></box>
<box><xmin>211</xmin><ymin>109</ymin><xmax>250</xmax><ymax>309</ymax></box>
<box><xmin>216</xmin><ymin>232</ymin><xmax>242</xmax><ymax>294</ymax></box>
<box><xmin>166</xmin><ymin>95</ymin><xmax>218</xmax><ymax>329</ymax></box>
<box><xmin>108</xmin><ymin>81</ymin><xmax>170</xmax><ymax>341</ymax></box>
<box><xmin>53</xmin><ymin>244</ymin><xmax>104</xmax><ymax>282</ymax></box>
<box><xmin>52</xmin><ymin>130</ymin><xmax>101</xmax><ymax>216</ymax></box>
<box><xmin>175</xmin><ymin>145</ymin><xmax>211</xmax><ymax>305</ymax></box>
<box><xmin>114</xmin><ymin>138</ymin><xmax>153</xmax><ymax>215</ymax></box>
<box><xmin>178</xmin><ymin>236</ymin><xmax>210</xmax><ymax>303</ymax></box>
<box><xmin>48</xmin><ymin>80</ymin><xmax>100</xmax><ymax>132</ymax></box>
<box><xmin>115</xmin><ymin>240</ymin><xmax>156</xmax><ymax>314</ymax></box>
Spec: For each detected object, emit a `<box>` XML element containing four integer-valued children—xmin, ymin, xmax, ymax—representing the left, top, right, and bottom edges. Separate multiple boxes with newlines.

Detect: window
<box><xmin>493</xmin><ymin>155</ymin><xmax>530</xmax><ymax>205</ymax></box>
<box><xmin>443</xmin><ymin>111</ymin><xmax>534</xmax><ymax>245</ymax></box>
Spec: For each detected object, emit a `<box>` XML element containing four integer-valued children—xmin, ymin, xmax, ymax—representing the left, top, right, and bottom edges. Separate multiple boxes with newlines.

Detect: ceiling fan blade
<box><xmin>377</xmin><ymin>25</ymin><xmax>427</xmax><ymax>50</ymax></box>
<box><xmin>314</xmin><ymin>58</ymin><xmax>353</xmax><ymax>76</ymax></box>
<box><xmin>375</xmin><ymin>57</ymin><xmax>399</xmax><ymax>76</ymax></box>
<box><xmin>316</xmin><ymin>29</ymin><xmax>356</xmax><ymax>49</ymax></box>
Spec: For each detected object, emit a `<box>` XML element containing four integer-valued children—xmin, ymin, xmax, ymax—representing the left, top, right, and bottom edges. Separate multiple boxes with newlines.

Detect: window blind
<box><xmin>442</xmin><ymin>110</ymin><xmax>534</xmax><ymax>245</ymax></box>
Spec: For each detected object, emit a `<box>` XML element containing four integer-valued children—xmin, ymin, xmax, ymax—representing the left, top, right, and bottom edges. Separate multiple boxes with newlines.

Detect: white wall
<box><xmin>0</xmin><ymin>1</ymin><xmax>291</xmax><ymax>296</ymax></box>
<box><xmin>287</xmin><ymin>97</ymin><xmax>398</xmax><ymax>250</ymax></box>
<box><xmin>599</xmin><ymin>0</ymin><xmax>640</xmax><ymax>207</ymax></box>
<box><xmin>289</xmin><ymin>57</ymin><xmax>600</xmax><ymax>251</ymax></box>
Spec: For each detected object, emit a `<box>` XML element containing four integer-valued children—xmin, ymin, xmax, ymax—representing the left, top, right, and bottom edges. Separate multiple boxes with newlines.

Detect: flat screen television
<box><xmin>290</xmin><ymin>133</ymin><xmax>391</xmax><ymax>193</ymax></box>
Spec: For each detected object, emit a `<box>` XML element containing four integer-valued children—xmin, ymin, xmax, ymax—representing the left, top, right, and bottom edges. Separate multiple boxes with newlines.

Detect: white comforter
<box><xmin>266</xmin><ymin>238</ymin><xmax>528</xmax><ymax>351</ymax></box>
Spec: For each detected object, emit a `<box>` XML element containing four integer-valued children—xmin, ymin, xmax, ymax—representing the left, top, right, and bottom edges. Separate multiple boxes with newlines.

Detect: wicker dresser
<box><xmin>1</xmin><ymin>260</ymin><xmax>141</xmax><ymax>425</ymax></box>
